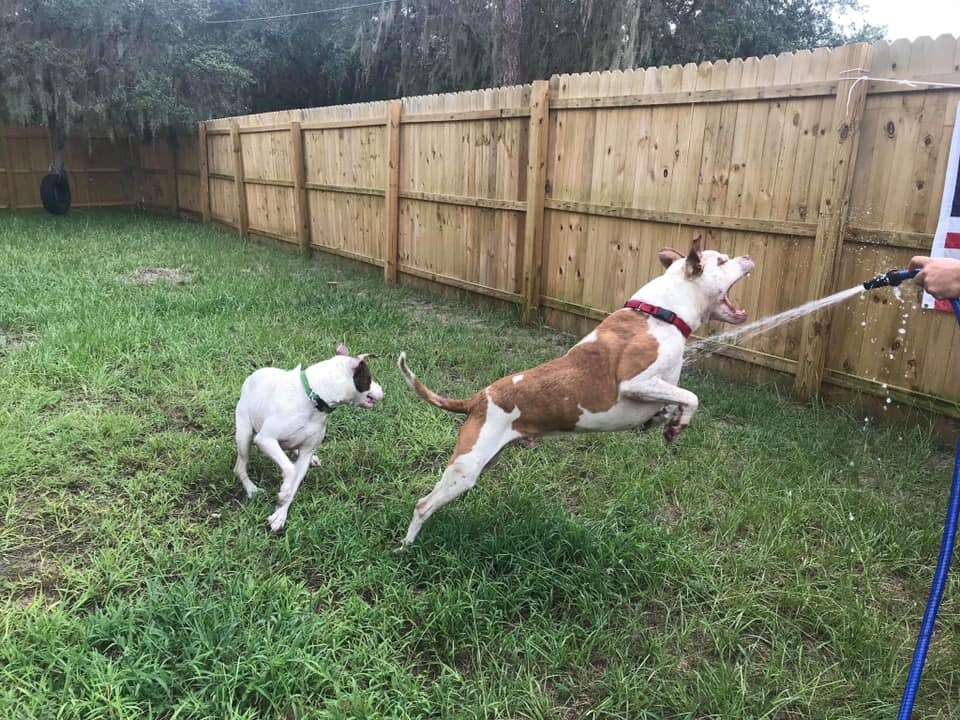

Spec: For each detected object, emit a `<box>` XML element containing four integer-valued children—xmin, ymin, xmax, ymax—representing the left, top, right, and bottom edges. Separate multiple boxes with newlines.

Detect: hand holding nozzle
<box><xmin>909</xmin><ymin>256</ymin><xmax>960</xmax><ymax>299</ymax></box>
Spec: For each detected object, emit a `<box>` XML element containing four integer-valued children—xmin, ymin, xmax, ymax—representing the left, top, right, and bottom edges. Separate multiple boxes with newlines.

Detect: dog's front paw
<box><xmin>663</xmin><ymin>422</ymin><xmax>687</xmax><ymax>444</ymax></box>
<box><xmin>267</xmin><ymin>509</ymin><xmax>288</xmax><ymax>532</ymax></box>
<box><xmin>309</xmin><ymin>454</ymin><xmax>321</xmax><ymax>468</ymax></box>
<box><xmin>245</xmin><ymin>485</ymin><xmax>261</xmax><ymax>500</ymax></box>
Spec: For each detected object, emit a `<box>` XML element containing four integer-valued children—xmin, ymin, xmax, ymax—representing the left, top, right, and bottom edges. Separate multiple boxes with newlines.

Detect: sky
<box><xmin>838</xmin><ymin>0</ymin><xmax>960</xmax><ymax>41</ymax></box>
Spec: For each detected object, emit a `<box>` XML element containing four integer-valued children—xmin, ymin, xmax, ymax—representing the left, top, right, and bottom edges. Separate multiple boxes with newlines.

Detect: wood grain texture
<box><xmin>384</xmin><ymin>101</ymin><xmax>402</xmax><ymax>284</ymax></box>
<box><xmin>794</xmin><ymin>43</ymin><xmax>874</xmax><ymax>401</ymax></box>
<box><xmin>290</xmin><ymin>121</ymin><xmax>310</xmax><ymax>253</ymax></box>
<box><xmin>198</xmin><ymin>123</ymin><xmax>210</xmax><ymax>222</ymax></box>
<box><xmin>522</xmin><ymin>80</ymin><xmax>550</xmax><ymax>320</ymax></box>
<box><xmin>230</xmin><ymin>121</ymin><xmax>248</xmax><ymax>236</ymax></box>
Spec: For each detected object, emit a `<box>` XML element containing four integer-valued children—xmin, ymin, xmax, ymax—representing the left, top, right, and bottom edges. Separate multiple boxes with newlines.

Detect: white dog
<box><xmin>396</xmin><ymin>237</ymin><xmax>754</xmax><ymax>547</ymax></box>
<box><xmin>234</xmin><ymin>344</ymin><xmax>384</xmax><ymax>531</ymax></box>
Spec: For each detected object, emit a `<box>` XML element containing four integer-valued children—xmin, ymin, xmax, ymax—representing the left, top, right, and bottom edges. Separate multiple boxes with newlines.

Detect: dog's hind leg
<box><xmin>234</xmin><ymin>412</ymin><xmax>259</xmax><ymax>499</ymax></box>
<box><xmin>400</xmin><ymin>410</ymin><xmax>519</xmax><ymax>549</ymax></box>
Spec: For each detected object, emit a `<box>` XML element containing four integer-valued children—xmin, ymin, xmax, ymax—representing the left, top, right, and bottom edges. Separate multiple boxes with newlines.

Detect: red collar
<box><xmin>623</xmin><ymin>300</ymin><xmax>693</xmax><ymax>338</ymax></box>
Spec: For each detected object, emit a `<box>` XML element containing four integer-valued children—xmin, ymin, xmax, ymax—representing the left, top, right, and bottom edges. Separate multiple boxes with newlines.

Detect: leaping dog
<box><xmin>396</xmin><ymin>237</ymin><xmax>754</xmax><ymax>548</ymax></box>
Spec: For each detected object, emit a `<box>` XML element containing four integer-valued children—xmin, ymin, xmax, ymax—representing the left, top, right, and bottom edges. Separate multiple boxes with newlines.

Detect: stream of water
<box><xmin>684</xmin><ymin>284</ymin><xmax>866</xmax><ymax>365</ymax></box>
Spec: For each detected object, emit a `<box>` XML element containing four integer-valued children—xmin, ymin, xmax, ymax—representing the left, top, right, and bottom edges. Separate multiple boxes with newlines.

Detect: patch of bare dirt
<box><xmin>125</xmin><ymin>267</ymin><xmax>193</xmax><ymax>285</ymax></box>
<box><xmin>400</xmin><ymin>298</ymin><xmax>488</xmax><ymax>328</ymax></box>
<box><xmin>656</xmin><ymin>502</ymin><xmax>684</xmax><ymax>527</ymax></box>
<box><xmin>0</xmin><ymin>325</ymin><xmax>33</xmax><ymax>353</ymax></box>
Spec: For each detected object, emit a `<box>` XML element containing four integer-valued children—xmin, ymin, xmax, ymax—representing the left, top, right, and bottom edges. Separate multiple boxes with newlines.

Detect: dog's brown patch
<box><xmin>453</xmin><ymin>399</ymin><xmax>489</xmax><ymax>457</ymax></box>
<box><xmin>486</xmin><ymin>310</ymin><xmax>659</xmax><ymax>436</ymax></box>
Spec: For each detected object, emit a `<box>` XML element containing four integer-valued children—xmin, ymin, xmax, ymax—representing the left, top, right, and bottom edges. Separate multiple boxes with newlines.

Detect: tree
<box><xmin>0</xmin><ymin>0</ymin><xmax>255</xmax><ymax>159</ymax></box>
<box><xmin>0</xmin><ymin>0</ymin><xmax>885</xmax><ymax>148</ymax></box>
<box><xmin>498</xmin><ymin>0</ymin><xmax>523</xmax><ymax>86</ymax></box>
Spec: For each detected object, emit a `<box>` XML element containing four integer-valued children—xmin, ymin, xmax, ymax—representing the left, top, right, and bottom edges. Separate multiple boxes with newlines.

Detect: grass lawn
<box><xmin>1</xmin><ymin>210</ymin><xmax>958</xmax><ymax>719</ymax></box>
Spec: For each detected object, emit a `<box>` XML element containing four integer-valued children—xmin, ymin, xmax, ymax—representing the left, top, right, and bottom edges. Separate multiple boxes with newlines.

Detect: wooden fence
<box><xmin>0</xmin><ymin>127</ymin><xmax>137</xmax><ymax>209</ymax></box>
<box><xmin>0</xmin><ymin>127</ymin><xmax>203</xmax><ymax>214</ymax></box>
<box><xmin>10</xmin><ymin>36</ymin><xmax>960</xmax><ymax>419</ymax></box>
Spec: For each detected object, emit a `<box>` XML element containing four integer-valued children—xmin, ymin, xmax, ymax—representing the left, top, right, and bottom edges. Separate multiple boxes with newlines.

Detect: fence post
<box><xmin>794</xmin><ymin>43</ymin><xmax>873</xmax><ymax>402</ymax></box>
<box><xmin>198</xmin><ymin>122</ymin><xmax>210</xmax><ymax>223</ymax></box>
<box><xmin>230</xmin><ymin>121</ymin><xmax>248</xmax><ymax>237</ymax></box>
<box><xmin>384</xmin><ymin>100</ymin><xmax>402</xmax><ymax>285</ymax></box>
<box><xmin>168</xmin><ymin>131</ymin><xmax>179</xmax><ymax>217</ymax></box>
<box><xmin>3</xmin><ymin>128</ymin><xmax>16</xmax><ymax>209</ymax></box>
<box><xmin>522</xmin><ymin>80</ymin><xmax>550</xmax><ymax>322</ymax></box>
<box><xmin>289</xmin><ymin>121</ymin><xmax>310</xmax><ymax>254</ymax></box>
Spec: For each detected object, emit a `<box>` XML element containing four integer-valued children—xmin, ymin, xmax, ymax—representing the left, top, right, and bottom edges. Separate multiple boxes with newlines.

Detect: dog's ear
<box><xmin>658</xmin><ymin>247</ymin><xmax>683</xmax><ymax>269</ymax></box>
<box><xmin>335</xmin><ymin>343</ymin><xmax>350</xmax><ymax>356</ymax></box>
<box><xmin>685</xmin><ymin>234</ymin><xmax>703</xmax><ymax>277</ymax></box>
<box><xmin>354</xmin><ymin>352</ymin><xmax>376</xmax><ymax>365</ymax></box>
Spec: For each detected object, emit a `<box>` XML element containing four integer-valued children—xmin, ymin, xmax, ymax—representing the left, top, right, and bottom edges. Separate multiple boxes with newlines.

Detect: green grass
<box><xmin>0</xmin><ymin>210</ymin><xmax>958</xmax><ymax>719</ymax></box>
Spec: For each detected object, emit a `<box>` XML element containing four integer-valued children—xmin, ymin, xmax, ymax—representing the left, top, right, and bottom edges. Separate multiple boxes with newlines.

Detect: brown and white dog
<box><xmin>395</xmin><ymin>237</ymin><xmax>754</xmax><ymax>548</ymax></box>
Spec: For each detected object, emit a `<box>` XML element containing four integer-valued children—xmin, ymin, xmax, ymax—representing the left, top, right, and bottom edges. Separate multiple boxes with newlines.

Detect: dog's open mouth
<box><xmin>361</xmin><ymin>395</ymin><xmax>379</xmax><ymax>408</ymax></box>
<box><xmin>722</xmin><ymin>293</ymin><xmax>747</xmax><ymax>322</ymax></box>
<box><xmin>721</xmin><ymin>274</ymin><xmax>750</xmax><ymax>324</ymax></box>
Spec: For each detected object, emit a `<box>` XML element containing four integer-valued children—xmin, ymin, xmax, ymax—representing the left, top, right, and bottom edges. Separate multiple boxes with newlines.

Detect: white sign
<box><xmin>922</xmin><ymin>102</ymin><xmax>960</xmax><ymax>310</ymax></box>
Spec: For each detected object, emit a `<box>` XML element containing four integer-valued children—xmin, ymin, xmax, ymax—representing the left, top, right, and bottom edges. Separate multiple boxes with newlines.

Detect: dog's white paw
<box><xmin>309</xmin><ymin>454</ymin><xmax>321</xmax><ymax>468</ymax></box>
<box><xmin>245</xmin><ymin>485</ymin><xmax>260</xmax><ymax>500</ymax></box>
<box><xmin>267</xmin><ymin>509</ymin><xmax>288</xmax><ymax>532</ymax></box>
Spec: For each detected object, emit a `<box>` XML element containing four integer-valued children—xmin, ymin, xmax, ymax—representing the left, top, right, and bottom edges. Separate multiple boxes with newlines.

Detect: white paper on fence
<box><xmin>922</xmin><ymin>102</ymin><xmax>960</xmax><ymax>310</ymax></box>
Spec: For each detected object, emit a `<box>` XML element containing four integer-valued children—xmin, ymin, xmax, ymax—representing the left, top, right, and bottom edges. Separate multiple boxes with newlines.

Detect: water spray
<box><xmin>857</xmin><ymin>267</ymin><xmax>960</xmax><ymax>720</ymax></box>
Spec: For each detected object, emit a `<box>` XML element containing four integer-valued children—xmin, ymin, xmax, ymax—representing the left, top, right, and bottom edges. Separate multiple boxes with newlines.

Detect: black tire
<box><xmin>40</xmin><ymin>172</ymin><xmax>71</xmax><ymax>215</ymax></box>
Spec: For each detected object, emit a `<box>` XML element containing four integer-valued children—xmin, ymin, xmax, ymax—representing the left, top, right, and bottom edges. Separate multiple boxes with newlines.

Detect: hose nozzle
<box><xmin>863</xmin><ymin>268</ymin><xmax>919</xmax><ymax>291</ymax></box>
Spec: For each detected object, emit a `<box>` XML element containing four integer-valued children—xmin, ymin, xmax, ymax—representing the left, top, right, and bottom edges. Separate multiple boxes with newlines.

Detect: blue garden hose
<box><xmin>864</xmin><ymin>268</ymin><xmax>960</xmax><ymax>718</ymax></box>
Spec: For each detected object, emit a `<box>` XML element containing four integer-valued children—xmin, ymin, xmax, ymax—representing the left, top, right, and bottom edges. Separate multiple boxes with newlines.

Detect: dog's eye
<box><xmin>717</xmin><ymin>256</ymin><xmax>728</xmax><ymax>265</ymax></box>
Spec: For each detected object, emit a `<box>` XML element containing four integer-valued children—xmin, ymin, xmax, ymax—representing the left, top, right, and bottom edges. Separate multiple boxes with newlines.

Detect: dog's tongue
<box><xmin>724</xmin><ymin>295</ymin><xmax>747</xmax><ymax>322</ymax></box>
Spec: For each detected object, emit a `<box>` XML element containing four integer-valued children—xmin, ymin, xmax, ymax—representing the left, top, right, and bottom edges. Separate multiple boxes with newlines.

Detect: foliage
<box><xmin>0</xmin><ymin>0</ymin><xmax>255</xmax><ymax>139</ymax></box>
<box><xmin>0</xmin><ymin>0</ymin><xmax>884</xmax><ymax>139</ymax></box>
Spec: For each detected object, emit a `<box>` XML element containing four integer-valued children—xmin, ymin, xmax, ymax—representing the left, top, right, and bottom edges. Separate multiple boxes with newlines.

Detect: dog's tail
<box><xmin>397</xmin><ymin>352</ymin><xmax>470</xmax><ymax>414</ymax></box>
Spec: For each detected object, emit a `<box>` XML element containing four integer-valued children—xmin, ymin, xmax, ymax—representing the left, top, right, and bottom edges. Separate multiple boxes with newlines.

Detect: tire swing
<box><xmin>40</xmin><ymin>170</ymin><xmax>71</xmax><ymax>215</ymax></box>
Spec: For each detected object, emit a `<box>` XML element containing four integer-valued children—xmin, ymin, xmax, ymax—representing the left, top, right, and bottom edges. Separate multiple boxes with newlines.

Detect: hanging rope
<box><xmin>839</xmin><ymin>70</ymin><xmax>960</xmax><ymax>116</ymax></box>
<box><xmin>205</xmin><ymin>0</ymin><xmax>400</xmax><ymax>24</ymax></box>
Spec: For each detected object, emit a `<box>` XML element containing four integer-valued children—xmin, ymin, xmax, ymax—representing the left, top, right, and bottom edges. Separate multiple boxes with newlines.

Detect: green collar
<box><xmin>300</xmin><ymin>367</ymin><xmax>335</xmax><ymax>413</ymax></box>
